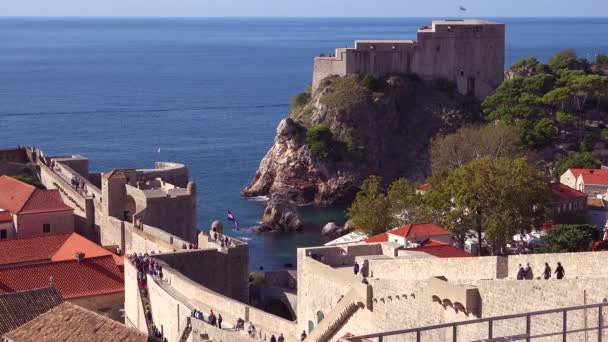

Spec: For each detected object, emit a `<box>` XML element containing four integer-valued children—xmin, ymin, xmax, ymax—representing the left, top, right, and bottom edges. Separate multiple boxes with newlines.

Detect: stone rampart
<box><xmin>507</xmin><ymin>251</ymin><xmax>608</xmax><ymax>279</ymax></box>
<box><xmin>136</xmin><ymin>162</ymin><xmax>189</xmax><ymax>188</ymax></box>
<box><xmin>124</xmin><ymin>262</ymin><xmax>148</xmax><ymax>331</ymax></box>
<box><xmin>368</xmin><ymin>255</ymin><xmax>503</xmax><ymax>281</ymax></box>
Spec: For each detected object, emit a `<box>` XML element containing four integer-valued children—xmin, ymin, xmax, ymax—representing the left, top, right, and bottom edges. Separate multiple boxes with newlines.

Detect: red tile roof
<box><xmin>388</xmin><ymin>223</ymin><xmax>451</xmax><ymax>239</ymax></box>
<box><xmin>569</xmin><ymin>168</ymin><xmax>608</xmax><ymax>185</ymax></box>
<box><xmin>0</xmin><ymin>176</ymin><xmax>72</xmax><ymax>215</ymax></box>
<box><xmin>19</xmin><ymin>190</ymin><xmax>72</xmax><ymax>214</ymax></box>
<box><xmin>365</xmin><ymin>232</ymin><xmax>389</xmax><ymax>243</ymax></box>
<box><xmin>417</xmin><ymin>183</ymin><xmax>432</xmax><ymax>191</ymax></box>
<box><xmin>0</xmin><ymin>234</ymin><xmax>71</xmax><ymax>267</ymax></box>
<box><xmin>0</xmin><ymin>233</ymin><xmax>121</xmax><ymax>268</ymax></box>
<box><xmin>549</xmin><ymin>182</ymin><xmax>587</xmax><ymax>201</ymax></box>
<box><xmin>0</xmin><ymin>256</ymin><xmax>124</xmax><ymax>299</ymax></box>
<box><xmin>0</xmin><ymin>211</ymin><xmax>11</xmax><ymax>223</ymax></box>
<box><xmin>407</xmin><ymin>240</ymin><xmax>472</xmax><ymax>258</ymax></box>
<box><xmin>0</xmin><ymin>176</ymin><xmax>36</xmax><ymax>214</ymax></box>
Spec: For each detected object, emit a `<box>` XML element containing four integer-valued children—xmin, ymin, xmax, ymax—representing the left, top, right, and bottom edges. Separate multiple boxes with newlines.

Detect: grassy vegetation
<box><xmin>306</xmin><ymin>125</ymin><xmax>333</xmax><ymax>159</ymax></box>
<box><xmin>319</xmin><ymin>75</ymin><xmax>370</xmax><ymax>112</ymax></box>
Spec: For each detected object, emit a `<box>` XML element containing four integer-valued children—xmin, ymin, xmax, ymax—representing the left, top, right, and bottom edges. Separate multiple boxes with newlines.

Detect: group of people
<box><xmin>129</xmin><ymin>253</ymin><xmax>164</xmax><ymax>286</ymax></box>
<box><xmin>191</xmin><ymin>308</ymin><xmax>223</xmax><ymax>329</ymax></box>
<box><xmin>69</xmin><ymin>175</ymin><xmax>88</xmax><ymax>195</ymax></box>
<box><xmin>517</xmin><ymin>262</ymin><xmax>565</xmax><ymax>280</ymax></box>
<box><xmin>269</xmin><ymin>333</ymin><xmax>286</xmax><ymax>342</ymax></box>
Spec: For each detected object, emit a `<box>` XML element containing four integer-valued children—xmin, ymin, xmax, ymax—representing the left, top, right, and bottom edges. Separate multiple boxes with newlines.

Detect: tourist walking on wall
<box><xmin>301</xmin><ymin>331</ymin><xmax>307</xmax><ymax>341</ymax></box>
<box><xmin>354</xmin><ymin>261</ymin><xmax>360</xmax><ymax>275</ymax></box>
<box><xmin>278</xmin><ymin>333</ymin><xmax>285</xmax><ymax>342</ymax></box>
<box><xmin>543</xmin><ymin>263</ymin><xmax>551</xmax><ymax>280</ymax></box>
<box><xmin>270</xmin><ymin>335</ymin><xmax>277</xmax><ymax>342</ymax></box>
<box><xmin>524</xmin><ymin>263</ymin><xmax>533</xmax><ymax>280</ymax></box>
<box><xmin>555</xmin><ymin>262</ymin><xmax>565</xmax><ymax>279</ymax></box>
<box><xmin>516</xmin><ymin>264</ymin><xmax>525</xmax><ymax>280</ymax></box>
<box><xmin>217</xmin><ymin>314</ymin><xmax>222</xmax><ymax>329</ymax></box>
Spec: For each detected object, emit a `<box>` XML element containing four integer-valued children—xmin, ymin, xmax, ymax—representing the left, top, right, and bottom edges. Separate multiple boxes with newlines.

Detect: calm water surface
<box><xmin>1</xmin><ymin>17</ymin><xmax>607</xmax><ymax>269</ymax></box>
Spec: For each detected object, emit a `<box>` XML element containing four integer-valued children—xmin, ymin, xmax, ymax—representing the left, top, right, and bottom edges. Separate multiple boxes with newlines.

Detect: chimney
<box><xmin>75</xmin><ymin>252</ymin><xmax>85</xmax><ymax>263</ymax></box>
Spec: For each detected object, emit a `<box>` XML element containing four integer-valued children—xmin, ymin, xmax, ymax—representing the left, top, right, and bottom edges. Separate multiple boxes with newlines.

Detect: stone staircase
<box><xmin>138</xmin><ymin>279</ymin><xmax>162</xmax><ymax>342</ymax></box>
<box><xmin>305</xmin><ymin>290</ymin><xmax>364</xmax><ymax>342</ymax></box>
<box><xmin>178</xmin><ymin>317</ymin><xmax>193</xmax><ymax>342</ymax></box>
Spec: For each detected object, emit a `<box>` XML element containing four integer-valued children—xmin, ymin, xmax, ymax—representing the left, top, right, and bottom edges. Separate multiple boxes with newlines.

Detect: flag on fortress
<box><xmin>459</xmin><ymin>5</ymin><xmax>466</xmax><ymax>11</ymax></box>
<box><xmin>227</xmin><ymin>210</ymin><xmax>240</xmax><ymax>230</ymax></box>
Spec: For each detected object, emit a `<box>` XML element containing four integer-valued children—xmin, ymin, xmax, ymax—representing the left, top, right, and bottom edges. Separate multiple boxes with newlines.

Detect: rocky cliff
<box><xmin>243</xmin><ymin>74</ymin><xmax>480</xmax><ymax>230</ymax></box>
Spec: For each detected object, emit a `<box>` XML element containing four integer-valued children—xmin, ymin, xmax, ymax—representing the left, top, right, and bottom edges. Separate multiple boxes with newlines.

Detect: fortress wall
<box><xmin>124</xmin><ymin>262</ymin><xmax>148</xmax><ymax>332</ymax></box>
<box><xmin>147</xmin><ymin>277</ymin><xmax>191</xmax><ymax>342</ymax></box>
<box><xmin>190</xmin><ymin>317</ymin><xmax>251</xmax><ymax>342</ymax></box>
<box><xmin>38</xmin><ymin>160</ymin><xmax>95</xmax><ymax>237</ymax></box>
<box><xmin>0</xmin><ymin>147</ymin><xmax>28</xmax><ymax>164</ymax></box>
<box><xmin>101</xmin><ymin>216</ymin><xmax>125</xmax><ymax>250</ymax></box>
<box><xmin>155</xmin><ymin>247</ymin><xmax>249</xmax><ymax>302</ymax></box>
<box><xmin>312</xmin><ymin>53</ymin><xmax>347</xmax><ymax>93</ymax></box>
<box><xmin>248</xmin><ymin>306</ymin><xmax>298</xmax><ymax>340</ymax></box>
<box><xmin>412</xmin><ymin>23</ymin><xmax>505</xmax><ymax>99</ymax></box>
<box><xmin>368</xmin><ymin>256</ymin><xmax>501</xmax><ymax>281</ymax></box>
<box><xmin>343</xmin><ymin>43</ymin><xmax>414</xmax><ymax>76</ymax></box>
<box><xmin>297</xmin><ymin>250</ymin><xmax>355</xmax><ymax>334</ymax></box>
<box><xmin>140</xmin><ymin>194</ymin><xmax>197</xmax><ymax>243</ymax></box>
<box><xmin>52</xmin><ymin>155</ymin><xmax>90</xmax><ymax>178</ymax></box>
<box><xmin>303</xmin><ymin>244</ymin><xmax>383</xmax><ymax>267</ymax></box>
<box><xmin>136</xmin><ymin>162</ymin><xmax>189</xmax><ymax>188</ymax></box>
<box><xmin>54</xmin><ymin>160</ymin><xmax>101</xmax><ymax>199</ymax></box>
<box><xmin>507</xmin><ymin>251</ymin><xmax>608</xmax><ymax>279</ymax></box>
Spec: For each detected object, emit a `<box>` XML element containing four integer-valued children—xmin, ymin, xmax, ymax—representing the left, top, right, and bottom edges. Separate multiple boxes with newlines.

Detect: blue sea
<box><xmin>1</xmin><ymin>17</ymin><xmax>607</xmax><ymax>270</ymax></box>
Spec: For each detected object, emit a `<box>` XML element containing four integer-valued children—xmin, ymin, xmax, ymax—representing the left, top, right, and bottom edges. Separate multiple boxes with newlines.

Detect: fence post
<box><xmin>416</xmin><ymin>330</ymin><xmax>421</xmax><ymax>342</ymax></box>
<box><xmin>563</xmin><ymin>310</ymin><xmax>568</xmax><ymax>341</ymax></box>
<box><xmin>600</xmin><ymin>305</ymin><xmax>604</xmax><ymax>342</ymax></box>
<box><xmin>526</xmin><ymin>314</ymin><xmax>531</xmax><ymax>342</ymax></box>
<box><xmin>488</xmin><ymin>319</ymin><xmax>493</xmax><ymax>339</ymax></box>
<box><xmin>453</xmin><ymin>325</ymin><xmax>457</xmax><ymax>342</ymax></box>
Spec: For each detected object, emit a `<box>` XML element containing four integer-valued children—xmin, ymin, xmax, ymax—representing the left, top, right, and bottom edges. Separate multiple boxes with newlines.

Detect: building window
<box><xmin>43</xmin><ymin>224</ymin><xmax>51</xmax><ymax>233</ymax></box>
<box><xmin>0</xmin><ymin>229</ymin><xmax>6</xmax><ymax>240</ymax></box>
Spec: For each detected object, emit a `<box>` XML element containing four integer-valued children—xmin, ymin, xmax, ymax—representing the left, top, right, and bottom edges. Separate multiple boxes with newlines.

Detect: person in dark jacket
<box><xmin>555</xmin><ymin>262</ymin><xmax>565</xmax><ymax>279</ymax></box>
<box><xmin>543</xmin><ymin>263</ymin><xmax>551</xmax><ymax>280</ymax></box>
<box><xmin>354</xmin><ymin>261</ymin><xmax>360</xmax><ymax>275</ymax></box>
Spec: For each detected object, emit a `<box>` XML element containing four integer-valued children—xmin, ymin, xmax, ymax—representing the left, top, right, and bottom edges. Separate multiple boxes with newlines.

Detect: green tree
<box><xmin>511</xmin><ymin>57</ymin><xmax>540</xmax><ymax>70</ymax></box>
<box><xmin>429</xmin><ymin>123</ymin><xmax>521</xmax><ymax>172</ymax></box>
<box><xmin>386</xmin><ymin>178</ymin><xmax>427</xmax><ymax>227</ymax></box>
<box><xmin>549</xmin><ymin>49</ymin><xmax>589</xmax><ymax>73</ymax></box>
<box><xmin>552</xmin><ymin>151</ymin><xmax>601</xmax><ymax>177</ymax></box>
<box><xmin>427</xmin><ymin>157</ymin><xmax>549</xmax><ymax>255</ymax></box>
<box><xmin>536</xmin><ymin>224</ymin><xmax>597</xmax><ymax>253</ymax></box>
<box><xmin>555</xmin><ymin>110</ymin><xmax>577</xmax><ymax>123</ymax></box>
<box><xmin>305</xmin><ymin>125</ymin><xmax>333</xmax><ymax>159</ymax></box>
<box><xmin>347</xmin><ymin>176</ymin><xmax>391</xmax><ymax>235</ymax></box>
<box><xmin>596</xmin><ymin>53</ymin><xmax>608</xmax><ymax>67</ymax></box>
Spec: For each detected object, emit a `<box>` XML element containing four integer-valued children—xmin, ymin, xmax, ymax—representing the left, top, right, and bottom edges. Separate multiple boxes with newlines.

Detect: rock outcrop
<box><xmin>261</xmin><ymin>195</ymin><xmax>303</xmax><ymax>231</ymax></box>
<box><xmin>243</xmin><ymin>75</ymin><xmax>480</xmax><ymax>230</ymax></box>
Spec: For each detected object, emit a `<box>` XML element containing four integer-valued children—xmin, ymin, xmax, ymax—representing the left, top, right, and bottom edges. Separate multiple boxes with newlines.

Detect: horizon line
<box><xmin>1</xmin><ymin>15</ymin><xmax>608</xmax><ymax>19</ymax></box>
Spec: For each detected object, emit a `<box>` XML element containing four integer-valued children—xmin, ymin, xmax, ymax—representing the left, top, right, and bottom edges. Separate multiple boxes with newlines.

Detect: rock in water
<box><xmin>321</xmin><ymin>222</ymin><xmax>339</xmax><ymax>236</ymax></box>
<box><xmin>262</xmin><ymin>195</ymin><xmax>303</xmax><ymax>232</ymax></box>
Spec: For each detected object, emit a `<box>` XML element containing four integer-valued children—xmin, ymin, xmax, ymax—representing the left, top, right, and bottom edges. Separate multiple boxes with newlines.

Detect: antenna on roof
<box><xmin>49</xmin><ymin>276</ymin><xmax>54</xmax><ymax>288</ymax></box>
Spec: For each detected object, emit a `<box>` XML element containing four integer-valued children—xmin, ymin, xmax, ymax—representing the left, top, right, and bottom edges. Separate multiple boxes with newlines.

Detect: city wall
<box><xmin>136</xmin><ymin>162</ymin><xmax>189</xmax><ymax>188</ymax></box>
<box><xmin>124</xmin><ymin>262</ymin><xmax>149</xmax><ymax>330</ymax></box>
<box><xmin>69</xmin><ymin>292</ymin><xmax>124</xmax><ymax>322</ymax></box>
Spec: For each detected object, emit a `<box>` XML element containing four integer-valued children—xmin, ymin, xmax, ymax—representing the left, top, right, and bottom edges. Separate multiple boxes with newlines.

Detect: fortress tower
<box><xmin>312</xmin><ymin>19</ymin><xmax>505</xmax><ymax>99</ymax></box>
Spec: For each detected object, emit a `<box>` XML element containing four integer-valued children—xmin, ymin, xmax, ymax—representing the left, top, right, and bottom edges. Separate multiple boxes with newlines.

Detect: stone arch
<box><xmin>264</xmin><ymin>299</ymin><xmax>295</xmax><ymax>321</ymax></box>
<box><xmin>308</xmin><ymin>320</ymin><xmax>314</xmax><ymax>334</ymax></box>
<box><xmin>316</xmin><ymin>310</ymin><xmax>325</xmax><ymax>324</ymax></box>
<box><xmin>123</xmin><ymin>195</ymin><xmax>136</xmax><ymax>222</ymax></box>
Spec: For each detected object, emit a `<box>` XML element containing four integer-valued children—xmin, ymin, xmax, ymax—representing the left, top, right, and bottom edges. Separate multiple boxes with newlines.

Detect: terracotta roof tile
<box><xmin>3</xmin><ymin>302</ymin><xmax>147</xmax><ymax>342</ymax></box>
<box><xmin>550</xmin><ymin>182</ymin><xmax>587</xmax><ymax>201</ymax></box>
<box><xmin>365</xmin><ymin>232</ymin><xmax>389</xmax><ymax>243</ymax></box>
<box><xmin>388</xmin><ymin>223</ymin><xmax>451</xmax><ymax>239</ymax></box>
<box><xmin>0</xmin><ymin>287</ymin><xmax>63</xmax><ymax>336</ymax></box>
<box><xmin>0</xmin><ymin>234</ymin><xmax>71</xmax><ymax>267</ymax></box>
<box><xmin>407</xmin><ymin>239</ymin><xmax>472</xmax><ymax>258</ymax></box>
<box><xmin>19</xmin><ymin>190</ymin><xmax>72</xmax><ymax>214</ymax></box>
<box><xmin>50</xmin><ymin>234</ymin><xmax>114</xmax><ymax>262</ymax></box>
<box><xmin>0</xmin><ymin>176</ymin><xmax>36</xmax><ymax>214</ymax></box>
<box><xmin>0</xmin><ymin>256</ymin><xmax>124</xmax><ymax>299</ymax></box>
<box><xmin>569</xmin><ymin>168</ymin><xmax>608</xmax><ymax>185</ymax></box>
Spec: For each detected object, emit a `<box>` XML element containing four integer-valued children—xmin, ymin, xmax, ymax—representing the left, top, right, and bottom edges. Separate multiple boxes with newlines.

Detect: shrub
<box><xmin>536</xmin><ymin>224</ymin><xmax>597</xmax><ymax>253</ymax></box>
<box><xmin>556</xmin><ymin>110</ymin><xmax>577</xmax><ymax>123</ymax></box>
<box><xmin>511</xmin><ymin>57</ymin><xmax>540</xmax><ymax>70</ymax></box>
<box><xmin>319</xmin><ymin>75</ymin><xmax>369</xmax><ymax>112</ymax></box>
<box><xmin>362</xmin><ymin>74</ymin><xmax>381</xmax><ymax>91</ymax></box>
<box><xmin>596</xmin><ymin>53</ymin><xmax>608</xmax><ymax>67</ymax></box>
<box><xmin>306</xmin><ymin>125</ymin><xmax>333</xmax><ymax>159</ymax></box>
<box><xmin>291</xmin><ymin>92</ymin><xmax>310</xmax><ymax>110</ymax></box>
<box><xmin>552</xmin><ymin>151</ymin><xmax>600</xmax><ymax>177</ymax></box>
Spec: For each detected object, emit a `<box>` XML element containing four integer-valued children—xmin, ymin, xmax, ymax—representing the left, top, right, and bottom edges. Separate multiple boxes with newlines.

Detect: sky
<box><xmin>2</xmin><ymin>0</ymin><xmax>608</xmax><ymax>17</ymax></box>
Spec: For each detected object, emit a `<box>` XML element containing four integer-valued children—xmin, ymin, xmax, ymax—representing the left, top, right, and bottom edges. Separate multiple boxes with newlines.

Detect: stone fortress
<box><xmin>312</xmin><ymin>19</ymin><xmax>505</xmax><ymax>99</ymax></box>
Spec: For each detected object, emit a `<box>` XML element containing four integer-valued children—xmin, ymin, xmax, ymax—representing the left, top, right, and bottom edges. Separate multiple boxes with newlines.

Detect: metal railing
<box><xmin>342</xmin><ymin>302</ymin><xmax>608</xmax><ymax>342</ymax></box>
